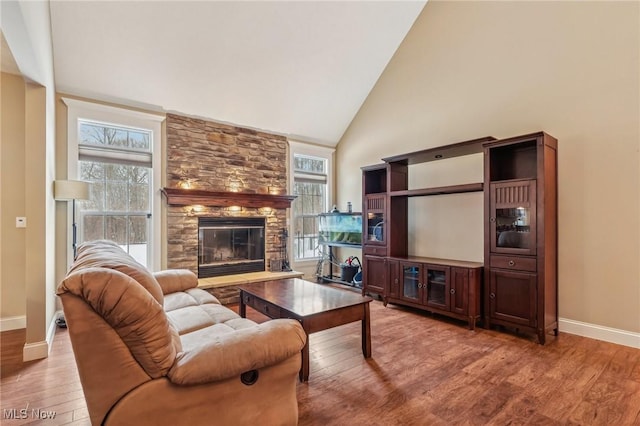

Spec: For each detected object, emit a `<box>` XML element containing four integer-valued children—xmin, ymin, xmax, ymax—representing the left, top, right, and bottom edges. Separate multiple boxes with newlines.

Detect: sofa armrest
<box><xmin>168</xmin><ymin>319</ymin><xmax>306</xmax><ymax>385</ymax></box>
<box><xmin>153</xmin><ymin>270</ymin><xmax>198</xmax><ymax>295</ymax></box>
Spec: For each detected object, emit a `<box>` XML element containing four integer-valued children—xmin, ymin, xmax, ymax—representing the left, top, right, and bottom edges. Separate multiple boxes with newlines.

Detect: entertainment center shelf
<box><xmin>392</xmin><ymin>256</ymin><xmax>483</xmax><ymax>268</ymax></box>
<box><xmin>361</xmin><ymin>132</ymin><xmax>558</xmax><ymax>344</ymax></box>
<box><xmin>381</xmin><ymin>136</ymin><xmax>495</xmax><ymax>164</ymax></box>
<box><xmin>388</xmin><ymin>182</ymin><xmax>483</xmax><ymax>198</ymax></box>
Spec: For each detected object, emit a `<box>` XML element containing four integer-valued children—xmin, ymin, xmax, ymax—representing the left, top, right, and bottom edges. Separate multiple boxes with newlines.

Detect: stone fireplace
<box><xmin>165</xmin><ymin>113</ymin><xmax>291</xmax><ymax>278</ymax></box>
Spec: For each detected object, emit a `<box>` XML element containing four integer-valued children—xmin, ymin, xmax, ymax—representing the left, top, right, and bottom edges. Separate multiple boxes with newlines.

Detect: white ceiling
<box><xmin>49</xmin><ymin>1</ymin><xmax>425</xmax><ymax>146</ymax></box>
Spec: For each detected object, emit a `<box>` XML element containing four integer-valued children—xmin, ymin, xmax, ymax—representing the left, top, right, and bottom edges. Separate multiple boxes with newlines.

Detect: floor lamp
<box><xmin>54</xmin><ymin>180</ymin><xmax>90</xmax><ymax>259</ymax></box>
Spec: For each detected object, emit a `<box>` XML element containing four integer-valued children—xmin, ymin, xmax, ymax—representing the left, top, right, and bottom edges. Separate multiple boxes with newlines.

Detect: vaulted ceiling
<box><xmin>1</xmin><ymin>32</ymin><xmax>20</xmax><ymax>76</ymax></box>
<box><xmin>48</xmin><ymin>1</ymin><xmax>426</xmax><ymax>146</ymax></box>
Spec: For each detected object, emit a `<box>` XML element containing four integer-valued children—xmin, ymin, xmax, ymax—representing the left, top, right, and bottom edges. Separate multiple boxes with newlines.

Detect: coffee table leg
<box><xmin>362</xmin><ymin>303</ymin><xmax>371</xmax><ymax>358</ymax></box>
<box><xmin>300</xmin><ymin>325</ymin><xmax>310</xmax><ymax>382</ymax></box>
<box><xmin>239</xmin><ymin>291</ymin><xmax>246</xmax><ymax>318</ymax></box>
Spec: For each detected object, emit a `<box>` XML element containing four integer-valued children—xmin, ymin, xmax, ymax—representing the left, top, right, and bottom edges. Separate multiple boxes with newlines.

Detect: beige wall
<box><xmin>24</xmin><ymin>82</ymin><xmax>52</xmax><ymax>345</ymax></box>
<box><xmin>337</xmin><ymin>1</ymin><xmax>639</xmax><ymax>332</ymax></box>
<box><xmin>0</xmin><ymin>75</ymin><xmax>55</xmax><ymax>346</ymax></box>
<box><xmin>0</xmin><ymin>72</ymin><xmax>27</xmax><ymax>320</ymax></box>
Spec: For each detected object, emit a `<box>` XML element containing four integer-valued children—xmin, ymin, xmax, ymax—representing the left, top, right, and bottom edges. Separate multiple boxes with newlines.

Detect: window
<box><xmin>289</xmin><ymin>142</ymin><xmax>334</xmax><ymax>262</ymax></box>
<box><xmin>64</xmin><ymin>98</ymin><xmax>163</xmax><ymax>269</ymax></box>
<box><xmin>78</xmin><ymin>121</ymin><xmax>152</xmax><ymax>265</ymax></box>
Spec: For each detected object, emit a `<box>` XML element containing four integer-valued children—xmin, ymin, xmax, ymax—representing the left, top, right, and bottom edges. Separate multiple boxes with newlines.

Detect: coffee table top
<box><xmin>238</xmin><ymin>278</ymin><xmax>372</xmax><ymax>317</ymax></box>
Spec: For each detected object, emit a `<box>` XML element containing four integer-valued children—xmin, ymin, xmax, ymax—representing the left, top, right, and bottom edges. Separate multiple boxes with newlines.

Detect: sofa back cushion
<box><xmin>59</xmin><ymin>267</ymin><xmax>178</xmax><ymax>378</ymax></box>
<box><xmin>69</xmin><ymin>240</ymin><xmax>164</xmax><ymax>305</ymax></box>
<box><xmin>58</xmin><ymin>240</ymin><xmax>178</xmax><ymax>377</ymax></box>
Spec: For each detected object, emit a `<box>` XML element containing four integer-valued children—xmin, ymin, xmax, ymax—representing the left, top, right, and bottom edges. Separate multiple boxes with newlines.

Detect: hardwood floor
<box><xmin>1</xmin><ymin>326</ymin><xmax>89</xmax><ymax>425</ymax></box>
<box><xmin>1</xmin><ymin>329</ymin><xmax>26</xmax><ymax>377</ymax></box>
<box><xmin>1</xmin><ymin>300</ymin><xmax>639</xmax><ymax>425</ymax></box>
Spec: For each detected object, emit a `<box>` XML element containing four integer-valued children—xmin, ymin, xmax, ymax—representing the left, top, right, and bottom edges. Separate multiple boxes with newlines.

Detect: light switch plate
<box><xmin>16</xmin><ymin>217</ymin><xmax>27</xmax><ymax>228</ymax></box>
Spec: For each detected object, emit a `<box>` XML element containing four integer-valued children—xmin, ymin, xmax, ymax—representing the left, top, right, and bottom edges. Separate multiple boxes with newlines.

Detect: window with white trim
<box><xmin>289</xmin><ymin>142</ymin><xmax>334</xmax><ymax>262</ymax></box>
<box><xmin>64</xmin><ymin>98</ymin><xmax>163</xmax><ymax>269</ymax></box>
<box><xmin>78</xmin><ymin>121</ymin><xmax>152</xmax><ymax>265</ymax></box>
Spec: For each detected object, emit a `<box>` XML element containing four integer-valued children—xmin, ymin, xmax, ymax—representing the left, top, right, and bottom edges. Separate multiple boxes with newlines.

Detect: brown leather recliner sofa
<box><xmin>57</xmin><ymin>240</ymin><xmax>306</xmax><ymax>425</ymax></box>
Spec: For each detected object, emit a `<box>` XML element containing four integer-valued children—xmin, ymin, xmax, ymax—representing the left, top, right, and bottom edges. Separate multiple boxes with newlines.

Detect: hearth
<box><xmin>198</xmin><ymin>217</ymin><xmax>266</xmax><ymax>278</ymax></box>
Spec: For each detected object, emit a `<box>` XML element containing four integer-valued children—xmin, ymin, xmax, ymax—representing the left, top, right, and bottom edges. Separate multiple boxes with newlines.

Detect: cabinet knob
<box><xmin>395</xmin><ymin>279</ymin><xmax>398</xmax><ymax>284</ymax></box>
<box><xmin>450</xmin><ymin>288</ymin><xmax>455</xmax><ymax>294</ymax></box>
<box><xmin>490</xmin><ymin>217</ymin><xmax>496</xmax><ymax>223</ymax></box>
<box><xmin>508</xmin><ymin>260</ymin><xmax>515</xmax><ymax>266</ymax></box>
<box><xmin>418</xmin><ymin>283</ymin><xmax>422</xmax><ymax>289</ymax></box>
<box><xmin>490</xmin><ymin>293</ymin><xmax>496</xmax><ymax>299</ymax></box>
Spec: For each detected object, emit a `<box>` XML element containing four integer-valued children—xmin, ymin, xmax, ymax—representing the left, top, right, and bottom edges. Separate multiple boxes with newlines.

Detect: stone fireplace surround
<box><xmin>165</xmin><ymin>113</ymin><xmax>301</xmax><ymax>302</ymax></box>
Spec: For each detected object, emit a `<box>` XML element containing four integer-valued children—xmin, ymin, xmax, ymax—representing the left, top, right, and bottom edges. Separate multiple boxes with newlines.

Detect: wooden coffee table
<box><xmin>238</xmin><ymin>278</ymin><xmax>373</xmax><ymax>382</ymax></box>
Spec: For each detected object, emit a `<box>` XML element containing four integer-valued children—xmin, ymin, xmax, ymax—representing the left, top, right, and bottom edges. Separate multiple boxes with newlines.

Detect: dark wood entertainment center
<box><xmin>361</xmin><ymin>132</ymin><xmax>558</xmax><ymax>344</ymax></box>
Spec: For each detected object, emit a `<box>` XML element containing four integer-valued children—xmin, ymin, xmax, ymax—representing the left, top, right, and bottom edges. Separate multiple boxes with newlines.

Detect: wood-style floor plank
<box><xmin>1</xmin><ymin>329</ymin><xmax>27</xmax><ymax>377</ymax></box>
<box><xmin>1</xmin><ymin>299</ymin><xmax>639</xmax><ymax>425</ymax></box>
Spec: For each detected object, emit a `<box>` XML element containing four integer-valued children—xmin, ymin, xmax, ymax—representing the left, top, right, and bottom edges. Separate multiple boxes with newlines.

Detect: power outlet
<box><xmin>16</xmin><ymin>217</ymin><xmax>27</xmax><ymax>228</ymax></box>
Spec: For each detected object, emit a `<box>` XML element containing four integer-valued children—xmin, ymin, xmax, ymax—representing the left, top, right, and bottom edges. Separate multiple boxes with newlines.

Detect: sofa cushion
<box><xmin>169</xmin><ymin>319</ymin><xmax>306</xmax><ymax>384</ymax></box>
<box><xmin>166</xmin><ymin>301</ymin><xmax>243</xmax><ymax>335</ymax></box>
<box><xmin>70</xmin><ymin>240</ymin><xmax>164</xmax><ymax>305</ymax></box>
<box><xmin>153</xmin><ymin>269</ymin><xmax>199</xmax><ymax>295</ymax></box>
<box><xmin>57</xmin><ymin>267</ymin><xmax>178</xmax><ymax>379</ymax></box>
<box><xmin>164</xmin><ymin>288</ymin><xmax>221</xmax><ymax>313</ymax></box>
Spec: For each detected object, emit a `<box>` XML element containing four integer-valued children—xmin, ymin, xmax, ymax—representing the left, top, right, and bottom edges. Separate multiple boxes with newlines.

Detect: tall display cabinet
<box><xmin>483</xmin><ymin>132</ymin><xmax>558</xmax><ymax>344</ymax></box>
<box><xmin>361</xmin><ymin>163</ymin><xmax>408</xmax><ymax>295</ymax></box>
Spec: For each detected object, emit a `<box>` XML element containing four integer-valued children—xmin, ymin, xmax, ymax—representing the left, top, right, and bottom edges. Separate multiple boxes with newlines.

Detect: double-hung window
<box><xmin>289</xmin><ymin>142</ymin><xmax>334</xmax><ymax>262</ymax></box>
<box><xmin>64</xmin><ymin>98</ymin><xmax>163</xmax><ymax>269</ymax></box>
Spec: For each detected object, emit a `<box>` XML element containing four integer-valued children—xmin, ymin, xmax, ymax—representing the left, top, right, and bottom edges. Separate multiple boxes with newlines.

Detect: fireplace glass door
<box><xmin>198</xmin><ymin>217</ymin><xmax>265</xmax><ymax>277</ymax></box>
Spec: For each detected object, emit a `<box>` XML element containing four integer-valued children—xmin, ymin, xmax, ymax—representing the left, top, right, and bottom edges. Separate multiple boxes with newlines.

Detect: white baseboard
<box><xmin>23</xmin><ymin>340</ymin><xmax>49</xmax><ymax>361</ymax></box>
<box><xmin>47</xmin><ymin>310</ymin><xmax>62</xmax><ymax>348</ymax></box>
<box><xmin>22</xmin><ymin>310</ymin><xmax>63</xmax><ymax>362</ymax></box>
<box><xmin>559</xmin><ymin>317</ymin><xmax>640</xmax><ymax>349</ymax></box>
<box><xmin>0</xmin><ymin>315</ymin><xmax>27</xmax><ymax>332</ymax></box>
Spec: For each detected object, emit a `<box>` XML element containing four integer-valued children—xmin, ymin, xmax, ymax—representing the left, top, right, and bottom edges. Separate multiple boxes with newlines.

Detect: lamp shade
<box><xmin>54</xmin><ymin>180</ymin><xmax>90</xmax><ymax>201</ymax></box>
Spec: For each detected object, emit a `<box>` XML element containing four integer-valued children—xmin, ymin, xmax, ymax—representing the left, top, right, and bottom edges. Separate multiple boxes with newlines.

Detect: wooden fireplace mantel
<box><xmin>161</xmin><ymin>187</ymin><xmax>297</xmax><ymax>209</ymax></box>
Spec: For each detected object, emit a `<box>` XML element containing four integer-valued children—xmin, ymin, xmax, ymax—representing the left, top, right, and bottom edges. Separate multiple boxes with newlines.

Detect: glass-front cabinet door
<box><xmin>424</xmin><ymin>265</ymin><xmax>450</xmax><ymax>310</ymax></box>
<box><xmin>400</xmin><ymin>262</ymin><xmax>422</xmax><ymax>303</ymax></box>
<box><xmin>366</xmin><ymin>212</ymin><xmax>385</xmax><ymax>244</ymax></box>
<box><xmin>364</xmin><ymin>194</ymin><xmax>385</xmax><ymax>245</ymax></box>
<box><xmin>490</xmin><ymin>180</ymin><xmax>537</xmax><ymax>255</ymax></box>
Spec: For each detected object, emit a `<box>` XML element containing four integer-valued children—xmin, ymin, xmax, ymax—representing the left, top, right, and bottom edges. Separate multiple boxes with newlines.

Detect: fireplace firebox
<box><xmin>198</xmin><ymin>217</ymin><xmax>266</xmax><ymax>278</ymax></box>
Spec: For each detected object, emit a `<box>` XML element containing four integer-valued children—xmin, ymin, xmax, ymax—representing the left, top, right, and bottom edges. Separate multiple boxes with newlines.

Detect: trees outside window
<box><xmin>79</xmin><ymin>162</ymin><xmax>150</xmax><ymax>264</ymax></box>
